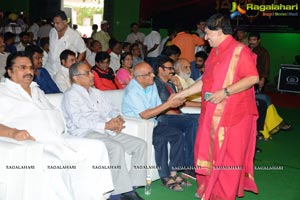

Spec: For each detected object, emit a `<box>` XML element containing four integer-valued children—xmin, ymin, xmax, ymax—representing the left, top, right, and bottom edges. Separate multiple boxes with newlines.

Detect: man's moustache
<box><xmin>23</xmin><ymin>74</ymin><xmax>33</xmax><ymax>78</ymax></box>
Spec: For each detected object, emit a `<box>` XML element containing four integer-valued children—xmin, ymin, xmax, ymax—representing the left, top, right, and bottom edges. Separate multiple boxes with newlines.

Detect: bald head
<box><xmin>133</xmin><ymin>62</ymin><xmax>155</xmax><ymax>88</ymax></box>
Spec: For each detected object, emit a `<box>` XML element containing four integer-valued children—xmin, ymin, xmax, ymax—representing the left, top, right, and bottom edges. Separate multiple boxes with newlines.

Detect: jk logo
<box><xmin>230</xmin><ymin>2</ymin><xmax>247</xmax><ymax>19</ymax></box>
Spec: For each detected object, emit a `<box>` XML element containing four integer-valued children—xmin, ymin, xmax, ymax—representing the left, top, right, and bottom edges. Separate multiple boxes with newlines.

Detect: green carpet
<box><xmin>136</xmin><ymin>108</ymin><xmax>300</xmax><ymax>200</ymax></box>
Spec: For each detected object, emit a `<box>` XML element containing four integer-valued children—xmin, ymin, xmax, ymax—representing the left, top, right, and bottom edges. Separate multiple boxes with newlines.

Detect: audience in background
<box><xmin>91</xmin><ymin>24</ymin><xmax>98</xmax><ymax>38</ymax></box>
<box><xmin>248</xmin><ymin>32</ymin><xmax>270</xmax><ymax>92</ymax></box>
<box><xmin>93</xmin><ymin>20</ymin><xmax>111</xmax><ymax>51</ymax></box>
<box><xmin>92</xmin><ymin>51</ymin><xmax>123</xmax><ymax>90</ymax></box>
<box><xmin>172</xmin><ymin>24</ymin><xmax>205</xmax><ymax>62</ymax></box>
<box><xmin>86</xmin><ymin>40</ymin><xmax>102</xmax><ymax>66</ymax></box>
<box><xmin>25</xmin><ymin>45</ymin><xmax>60</xmax><ymax>94</ymax></box>
<box><xmin>39</xmin><ymin>37</ymin><xmax>49</xmax><ymax>67</ymax></box>
<box><xmin>130</xmin><ymin>43</ymin><xmax>144</xmax><ymax>67</ymax></box>
<box><xmin>15</xmin><ymin>31</ymin><xmax>29</xmax><ymax>51</ymax></box>
<box><xmin>3</xmin><ymin>32</ymin><xmax>17</xmax><ymax>54</ymax></box>
<box><xmin>190</xmin><ymin>51</ymin><xmax>208</xmax><ymax>81</ymax></box>
<box><xmin>54</xmin><ymin>49</ymin><xmax>76</xmax><ymax>92</ymax></box>
<box><xmin>109</xmin><ymin>39</ymin><xmax>123</xmax><ymax>73</ymax></box>
<box><xmin>116</xmin><ymin>52</ymin><xmax>133</xmax><ymax>87</ymax></box>
<box><xmin>143</xmin><ymin>24</ymin><xmax>161</xmax><ymax>68</ymax></box>
<box><xmin>174</xmin><ymin>58</ymin><xmax>201</xmax><ymax>102</ymax></box>
<box><xmin>0</xmin><ymin>35</ymin><xmax>9</xmax><ymax>80</ymax></box>
<box><xmin>125</xmin><ymin>22</ymin><xmax>145</xmax><ymax>59</ymax></box>
<box><xmin>236</xmin><ymin>28</ymin><xmax>248</xmax><ymax>46</ymax></box>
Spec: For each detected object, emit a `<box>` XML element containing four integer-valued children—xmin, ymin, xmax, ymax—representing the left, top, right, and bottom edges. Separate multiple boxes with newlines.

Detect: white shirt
<box><xmin>0</xmin><ymin>78</ymin><xmax>113</xmax><ymax>199</ymax></box>
<box><xmin>15</xmin><ymin>42</ymin><xmax>27</xmax><ymax>51</ymax></box>
<box><xmin>143</xmin><ymin>30</ymin><xmax>161</xmax><ymax>57</ymax></box>
<box><xmin>37</xmin><ymin>24</ymin><xmax>52</xmax><ymax>39</ymax></box>
<box><xmin>54</xmin><ymin>65</ymin><xmax>71</xmax><ymax>92</ymax></box>
<box><xmin>42</xmin><ymin>50</ymin><xmax>48</xmax><ymax>68</ymax></box>
<box><xmin>109</xmin><ymin>51</ymin><xmax>121</xmax><ymax>73</ymax></box>
<box><xmin>159</xmin><ymin>36</ymin><xmax>169</xmax><ymax>53</ymax></box>
<box><xmin>86</xmin><ymin>50</ymin><xmax>96</xmax><ymax>66</ymax></box>
<box><xmin>61</xmin><ymin>84</ymin><xmax>120</xmax><ymax>137</ymax></box>
<box><xmin>46</xmin><ymin>27</ymin><xmax>86</xmax><ymax>76</ymax></box>
<box><xmin>0</xmin><ymin>79</ymin><xmax>63</xmax><ymax>143</ymax></box>
<box><xmin>28</xmin><ymin>22</ymin><xmax>39</xmax><ymax>40</ymax></box>
<box><xmin>0</xmin><ymin>52</ymin><xmax>9</xmax><ymax>80</ymax></box>
<box><xmin>125</xmin><ymin>32</ymin><xmax>145</xmax><ymax>59</ymax></box>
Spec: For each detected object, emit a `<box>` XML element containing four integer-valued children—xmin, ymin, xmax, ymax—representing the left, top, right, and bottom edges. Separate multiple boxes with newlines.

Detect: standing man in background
<box><xmin>125</xmin><ymin>22</ymin><xmax>145</xmax><ymax>59</ymax></box>
<box><xmin>143</xmin><ymin>25</ymin><xmax>161</xmax><ymax>68</ymax></box>
<box><xmin>248</xmin><ymin>32</ymin><xmax>270</xmax><ymax>91</ymax></box>
<box><xmin>93</xmin><ymin>20</ymin><xmax>111</xmax><ymax>52</ymax></box>
<box><xmin>46</xmin><ymin>10</ymin><xmax>86</xmax><ymax>77</ymax></box>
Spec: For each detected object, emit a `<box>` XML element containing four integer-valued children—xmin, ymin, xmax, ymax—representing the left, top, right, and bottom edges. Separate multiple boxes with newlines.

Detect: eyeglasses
<box><xmin>74</xmin><ymin>70</ymin><xmax>93</xmax><ymax>76</ymax></box>
<box><xmin>14</xmin><ymin>65</ymin><xmax>34</xmax><ymax>71</ymax></box>
<box><xmin>135</xmin><ymin>71</ymin><xmax>154</xmax><ymax>77</ymax></box>
<box><xmin>161</xmin><ymin>65</ymin><xmax>175</xmax><ymax>70</ymax></box>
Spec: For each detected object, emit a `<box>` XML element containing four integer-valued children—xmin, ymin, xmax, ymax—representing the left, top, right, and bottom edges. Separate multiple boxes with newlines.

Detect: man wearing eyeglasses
<box><xmin>122</xmin><ymin>62</ymin><xmax>188</xmax><ymax>192</ymax></box>
<box><xmin>154</xmin><ymin>56</ymin><xmax>200</xmax><ymax>180</ymax></box>
<box><xmin>45</xmin><ymin>10</ymin><xmax>86</xmax><ymax>77</ymax></box>
<box><xmin>61</xmin><ymin>61</ymin><xmax>147</xmax><ymax>200</ymax></box>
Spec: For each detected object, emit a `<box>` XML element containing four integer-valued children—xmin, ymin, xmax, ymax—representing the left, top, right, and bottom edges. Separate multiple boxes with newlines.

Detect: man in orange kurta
<box><xmin>172</xmin><ymin>29</ymin><xmax>205</xmax><ymax>62</ymax></box>
<box><xmin>175</xmin><ymin>14</ymin><xmax>259</xmax><ymax>200</ymax></box>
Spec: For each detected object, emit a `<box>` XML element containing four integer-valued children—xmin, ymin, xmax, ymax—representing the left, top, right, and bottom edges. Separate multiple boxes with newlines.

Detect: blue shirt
<box><xmin>34</xmin><ymin>68</ymin><xmax>61</xmax><ymax>94</ymax></box>
<box><xmin>190</xmin><ymin>61</ymin><xmax>201</xmax><ymax>81</ymax></box>
<box><xmin>122</xmin><ymin>79</ymin><xmax>161</xmax><ymax>125</ymax></box>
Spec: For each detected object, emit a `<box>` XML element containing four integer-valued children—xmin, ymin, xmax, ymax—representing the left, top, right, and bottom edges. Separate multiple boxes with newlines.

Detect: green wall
<box><xmin>110</xmin><ymin>0</ymin><xmax>140</xmax><ymax>41</ymax></box>
<box><xmin>1</xmin><ymin>0</ymin><xmax>29</xmax><ymax>13</ymax></box>
<box><xmin>1</xmin><ymin>0</ymin><xmax>60</xmax><ymax>22</ymax></box>
<box><xmin>260</xmin><ymin>33</ymin><xmax>300</xmax><ymax>83</ymax></box>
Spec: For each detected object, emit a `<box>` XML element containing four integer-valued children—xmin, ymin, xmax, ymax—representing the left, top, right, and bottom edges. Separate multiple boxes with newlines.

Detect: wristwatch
<box><xmin>224</xmin><ymin>88</ymin><xmax>230</xmax><ymax>96</ymax></box>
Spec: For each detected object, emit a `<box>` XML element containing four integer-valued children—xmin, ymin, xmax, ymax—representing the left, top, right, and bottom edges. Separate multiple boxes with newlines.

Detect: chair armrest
<box><xmin>122</xmin><ymin>117</ymin><xmax>157</xmax><ymax>179</ymax></box>
<box><xmin>123</xmin><ymin>116</ymin><xmax>154</xmax><ymax>139</ymax></box>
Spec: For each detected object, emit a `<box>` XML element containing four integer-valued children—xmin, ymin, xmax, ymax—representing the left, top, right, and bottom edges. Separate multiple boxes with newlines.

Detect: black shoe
<box><xmin>181</xmin><ymin>170</ymin><xmax>196</xmax><ymax>180</ymax></box>
<box><xmin>120</xmin><ymin>192</ymin><xmax>144</xmax><ymax>200</ymax></box>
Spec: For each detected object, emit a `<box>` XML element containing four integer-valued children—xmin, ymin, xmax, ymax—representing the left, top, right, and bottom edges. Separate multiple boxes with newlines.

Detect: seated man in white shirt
<box><xmin>0</xmin><ymin>52</ymin><xmax>113</xmax><ymax>200</ymax></box>
<box><xmin>61</xmin><ymin>61</ymin><xmax>147</xmax><ymax>200</ymax></box>
<box><xmin>86</xmin><ymin>40</ymin><xmax>102</xmax><ymax>66</ymax></box>
<box><xmin>54</xmin><ymin>50</ymin><xmax>76</xmax><ymax>92</ymax></box>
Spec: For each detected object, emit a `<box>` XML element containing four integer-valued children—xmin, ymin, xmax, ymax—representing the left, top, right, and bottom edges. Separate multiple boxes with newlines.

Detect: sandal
<box><xmin>281</xmin><ymin>123</ymin><xmax>292</xmax><ymax>131</ymax></box>
<box><xmin>170</xmin><ymin>174</ymin><xmax>192</xmax><ymax>187</ymax></box>
<box><xmin>161</xmin><ymin>177</ymin><xmax>183</xmax><ymax>192</ymax></box>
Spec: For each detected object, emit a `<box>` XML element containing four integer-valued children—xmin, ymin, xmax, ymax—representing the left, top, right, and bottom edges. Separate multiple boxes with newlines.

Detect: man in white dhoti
<box><xmin>61</xmin><ymin>61</ymin><xmax>147</xmax><ymax>200</ymax></box>
<box><xmin>0</xmin><ymin>52</ymin><xmax>113</xmax><ymax>200</ymax></box>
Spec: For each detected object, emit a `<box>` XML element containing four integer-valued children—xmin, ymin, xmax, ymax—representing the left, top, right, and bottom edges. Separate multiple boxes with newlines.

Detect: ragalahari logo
<box><xmin>230</xmin><ymin>2</ymin><xmax>247</xmax><ymax>19</ymax></box>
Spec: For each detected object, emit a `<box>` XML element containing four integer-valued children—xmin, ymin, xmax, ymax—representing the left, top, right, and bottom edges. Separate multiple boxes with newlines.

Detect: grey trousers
<box><xmin>85</xmin><ymin>132</ymin><xmax>147</xmax><ymax>195</ymax></box>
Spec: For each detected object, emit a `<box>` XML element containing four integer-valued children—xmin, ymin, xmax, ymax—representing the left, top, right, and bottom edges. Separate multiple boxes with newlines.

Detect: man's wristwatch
<box><xmin>224</xmin><ymin>88</ymin><xmax>230</xmax><ymax>96</ymax></box>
